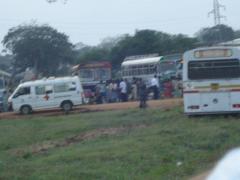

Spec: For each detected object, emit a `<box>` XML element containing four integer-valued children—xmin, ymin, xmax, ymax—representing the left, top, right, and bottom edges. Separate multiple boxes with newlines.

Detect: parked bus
<box><xmin>73</xmin><ymin>62</ymin><xmax>111</xmax><ymax>86</ymax></box>
<box><xmin>159</xmin><ymin>54</ymin><xmax>182</xmax><ymax>79</ymax></box>
<box><xmin>183</xmin><ymin>46</ymin><xmax>240</xmax><ymax>115</ymax></box>
<box><xmin>121</xmin><ymin>54</ymin><xmax>163</xmax><ymax>86</ymax></box>
<box><xmin>121</xmin><ymin>54</ymin><xmax>182</xmax><ymax>86</ymax></box>
<box><xmin>72</xmin><ymin>62</ymin><xmax>112</xmax><ymax>101</ymax></box>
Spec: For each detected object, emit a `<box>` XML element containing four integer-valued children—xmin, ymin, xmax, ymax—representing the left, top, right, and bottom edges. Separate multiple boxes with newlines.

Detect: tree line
<box><xmin>75</xmin><ymin>24</ymin><xmax>240</xmax><ymax>68</ymax></box>
<box><xmin>1</xmin><ymin>23</ymin><xmax>240</xmax><ymax>77</ymax></box>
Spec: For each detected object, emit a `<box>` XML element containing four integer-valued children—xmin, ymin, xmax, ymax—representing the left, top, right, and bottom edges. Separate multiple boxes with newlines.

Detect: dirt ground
<box><xmin>12</xmin><ymin>124</ymin><xmax>147</xmax><ymax>157</ymax></box>
<box><xmin>0</xmin><ymin>98</ymin><xmax>183</xmax><ymax>120</ymax></box>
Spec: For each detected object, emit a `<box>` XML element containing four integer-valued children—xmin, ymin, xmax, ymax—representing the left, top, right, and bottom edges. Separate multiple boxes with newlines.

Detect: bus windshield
<box><xmin>188</xmin><ymin>59</ymin><xmax>240</xmax><ymax>80</ymax></box>
<box><xmin>159</xmin><ymin>61</ymin><xmax>176</xmax><ymax>72</ymax></box>
<box><xmin>95</xmin><ymin>68</ymin><xmax>111</xmax><ymax>81</ymax></box>
<box><xmin>79</xmin><ymin>69</ymin><xmax>94</xmax><ymax>79</ymax></box>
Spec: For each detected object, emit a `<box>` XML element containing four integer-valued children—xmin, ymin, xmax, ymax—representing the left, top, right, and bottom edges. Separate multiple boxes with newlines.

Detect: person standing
<box><xmin>95</xmin><ymin>83</ymin><xmax>102</xmax><ymax>104</ymax></box>
<box><xmin>132</xmin><ymin>78</ymin><xmax>138</xmax><ymax>101</ymax></box>
<box><xmin>99</xmin><ymin>81</ymin><xmax>107</xmax><ymax>103</ymax></box>
<box><xmin>119</xmin><ymin>79</ymin><xmax>127</xmax><ymax>102</ymax></box>
<box><xmin>139</xmin><ymin>79</ymin><xmax>148</xmax><ymax>108</ymax></box>
<box><xmin>112</xmin><ymin>80</ymin><xmax>118</xmax><ymax>102</ymax></box>
<box><xmin>163</xmin><ymin>79</ymin><xmax>173</xmax><ymax>98</ymax></box>
<box><xmin>2</xmin><ymin>90</ymin><xmax>8</xmax><ymax>112</ymax></box>
<box><xmin>151</xmin><ymin>75</ymin><xmax>159</xmax><ymax>100</ymax></box>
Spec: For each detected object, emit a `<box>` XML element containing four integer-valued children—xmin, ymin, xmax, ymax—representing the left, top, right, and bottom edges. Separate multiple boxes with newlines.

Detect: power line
<box><xmin>208</xmin><ymin>0</ymin><xmax>226</xmax><ymax>25</ymax></box>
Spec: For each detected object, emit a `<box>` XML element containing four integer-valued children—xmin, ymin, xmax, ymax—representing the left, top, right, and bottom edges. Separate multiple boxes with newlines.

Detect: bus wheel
<box><xmin>20</xmin><ymin>105</ymin><xmax>32</xmax><ymax>115</ymax></box>
<box><xmin>61</xmin><ymin>101</ymin><xmax>73</xmax><ymax>113</ymax></box>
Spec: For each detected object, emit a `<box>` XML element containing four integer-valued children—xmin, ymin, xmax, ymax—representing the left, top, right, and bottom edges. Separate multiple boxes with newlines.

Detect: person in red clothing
<box><xmin>163</xmin><ymin>79</ymin><xmax>173</xmax><ymax>98</ymax></box>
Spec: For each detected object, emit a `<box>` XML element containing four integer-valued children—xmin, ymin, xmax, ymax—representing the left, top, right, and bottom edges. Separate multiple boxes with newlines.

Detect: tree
<box><xmin>74</xmin><ymin>29</ymin><xmax>197</xmax><ymax>69</ymax></box>
<box><xmin>76</xmin><ymin>46</ymin><xmax>110</xmax><ymax>63</ymax></box>
<box><xmin>196</xmin><ymin>24</ymin><xmax>235</xmax><ymax>45</ymax></box>
<box><xmin>2</xmin><ymin>24</ymin><xmax>74</xmax><ymax>76</ymax></box>
<box><xmin>109</xmin><ymin>30</ymin><xmax>196</xmax><ymax>68</ymax></box>
<box><xmin>234</xmin><ymin>30</ymin><xmax>240</xmax><ymax>39</ymax></box>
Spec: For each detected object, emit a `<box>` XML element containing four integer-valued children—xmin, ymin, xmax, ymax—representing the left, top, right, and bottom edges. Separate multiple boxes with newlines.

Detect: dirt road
<box><xmin>0</xmin><ymin>98</ymin><xmax>182</xmax><ymax>120</ymax></box>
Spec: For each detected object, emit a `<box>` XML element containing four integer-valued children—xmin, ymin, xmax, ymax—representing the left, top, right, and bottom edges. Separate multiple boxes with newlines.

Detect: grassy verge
<box><xmin>0</xmin><ymin>107</ymin><xmax>240</xmax><ymax>179</ymax></box>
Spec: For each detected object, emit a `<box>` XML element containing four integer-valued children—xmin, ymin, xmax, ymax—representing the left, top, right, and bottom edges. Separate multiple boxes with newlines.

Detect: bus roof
<box><xmin>0</xmin><ymin>69</ymin><xmax>11</xmax><ymax>77</ymax></box>
<box><xmin>162</xmin><ymin>54</ymin><xmax>182</xmax><ymax>62</ymax></box>
<box><xmin>72</xmin><ymin>61</ymin><xmax>111</xmax><ymax>71</ymax></box>
<box><xmin>122</xmin><ymin>56</ymin><xmax>164</xmax><ymax>66</ymax></box>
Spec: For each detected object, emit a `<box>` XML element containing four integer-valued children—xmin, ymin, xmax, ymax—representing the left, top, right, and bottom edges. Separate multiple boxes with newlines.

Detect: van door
<box><xmin>53</xmin><ymin>82</ymin><xmax>75</xmax><ymax>106</ymax></box>
<box><xmin>34</xmin><ymin>85</ymin><xmax>55</xmax><ymax>109</ymax></box>
<box><xmin>12</xmin><ymin>86</ymin><xmax>35</xmax><ymax>110</ymax></box>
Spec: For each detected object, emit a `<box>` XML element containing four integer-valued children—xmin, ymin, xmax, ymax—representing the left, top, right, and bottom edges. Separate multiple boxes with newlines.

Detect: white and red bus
<box><xmin>183</xmin><ymin>46</ymin><xmax>240</xmax><ymax>115</ymax></box>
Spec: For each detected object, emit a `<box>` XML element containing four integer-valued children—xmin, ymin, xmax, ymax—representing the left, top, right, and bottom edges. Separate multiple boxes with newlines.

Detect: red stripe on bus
<box><xmin>231</xmin><ymin>89</ymin><xmax>240</xmax><ymax>92</ymax></box>
<box><xmin>184</xmin><ymin>91</ymin><xmax>199</xmax><ymax>93</ymax></box>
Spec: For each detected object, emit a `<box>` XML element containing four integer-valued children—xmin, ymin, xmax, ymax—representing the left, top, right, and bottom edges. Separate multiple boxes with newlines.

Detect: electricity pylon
<box><xmin>208</xmin><ymin>0</ymin><xmax>226</xmax><ymax>25</ymax></box>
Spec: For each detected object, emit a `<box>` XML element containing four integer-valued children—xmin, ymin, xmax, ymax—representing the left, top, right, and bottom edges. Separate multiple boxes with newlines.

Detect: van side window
<box><xmin>45</xmin><ymin>85</ymin><xmax>53</xmax><ymax>94</ymax></box>
<box><xmin>69</xmin><ymin>82</ymin><xmax>76</xmax><ymax>91</ymax></box>
<box><xmin>54</xmin><ymin>83</ymin><xmax>68</xmax><ymax>93</ymax></box>
<box><xmin>35</xmin><ymin>85</ymin><xmax>53</xmax><ymax>95</ymax></box>
<box><xmin>14</xmin><ymin>87</ymin><xmax>30</xmax><ymax>98</ymax></box>
<box><xmin>54</xmin><ymin>82</ymin><xmax>76</xmax><ymax>93</ymax></box>
<box><xmin>35</xmin><ymin>86</ymin><xmax>45</xmax><ymax>95</ymax></box>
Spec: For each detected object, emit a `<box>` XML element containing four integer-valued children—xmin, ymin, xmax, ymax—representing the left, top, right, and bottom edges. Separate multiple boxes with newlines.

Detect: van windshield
<box><xmin>13</xmin><ymin>87</ymin><xmax>31</xmax><ymax>98</ymax></box>
<box><xmin>188</xmin><ymin>59</ymin><xmax>240</xmax><ymax>80</ymax></box>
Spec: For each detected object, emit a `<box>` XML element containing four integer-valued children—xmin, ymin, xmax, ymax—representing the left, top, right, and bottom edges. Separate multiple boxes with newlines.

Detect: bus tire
<box><xmin>61</xmin><ymin>101</ymin><xmax>73</xmax><ymax>113</ymax></box>
<box><xmin>20</xmin><ymin>105</ymin><xmax>32</xmax><ymax>115</ymax></box>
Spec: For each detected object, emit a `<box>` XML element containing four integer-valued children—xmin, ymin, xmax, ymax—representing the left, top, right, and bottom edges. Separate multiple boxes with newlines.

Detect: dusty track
<box><xmin>0</xmin><ymin>98</ymin><xmax>182</xmax><ymax>120</ymax></box>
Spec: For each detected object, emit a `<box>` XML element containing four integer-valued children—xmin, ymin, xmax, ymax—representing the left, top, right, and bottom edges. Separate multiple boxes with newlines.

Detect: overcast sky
<box><xmin>0</xmin><ymin>0</ymin><xmax>240</xmax><ymax>49</ymax></box>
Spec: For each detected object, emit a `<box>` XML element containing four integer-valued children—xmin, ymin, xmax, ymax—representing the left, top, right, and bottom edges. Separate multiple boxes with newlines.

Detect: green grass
<box><xmin>0</xmin><ymin>107</ymin><xmax>240</xmax><ymax>179</ymax></box>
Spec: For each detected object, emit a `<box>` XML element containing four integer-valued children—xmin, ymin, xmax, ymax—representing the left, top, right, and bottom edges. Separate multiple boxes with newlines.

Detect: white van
<box><xmin>8</xmin><ymin>76</ymin><xmax>84</xmax><ymax>114</ymax></box>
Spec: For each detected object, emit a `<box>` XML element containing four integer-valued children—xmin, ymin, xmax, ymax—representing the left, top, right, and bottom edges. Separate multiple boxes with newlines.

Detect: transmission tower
<box><xmin>208</xmin><ymin>0</ymin><xmax>226</xmax><ymax>25</ymax></box>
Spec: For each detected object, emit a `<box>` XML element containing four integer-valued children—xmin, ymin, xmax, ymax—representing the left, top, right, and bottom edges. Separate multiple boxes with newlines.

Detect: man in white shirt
<box><xmin>151</xmin><ymin>75</ymin><xmax>159</xmax><ymax>99</ymax></box>
<box><xmin>151</xmin><ymin>75</ymin><xmax>159</xmax><ymax>87</ymax></box>
<box><xmin>119</xmin><ymin>79</ymin><xmax>127</xmax><ymax>102</ymax></box>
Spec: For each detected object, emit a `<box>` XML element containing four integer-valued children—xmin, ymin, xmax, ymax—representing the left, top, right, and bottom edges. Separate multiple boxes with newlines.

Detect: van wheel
<box><xmin>20</xmin><ymin>105</ymin><xmax>32</xmax><ymax>115</ymax></box>
<box><xmin>61</xmin><ymin>101</ymin><xmax>73</xmax><ymax>113</ymax></box>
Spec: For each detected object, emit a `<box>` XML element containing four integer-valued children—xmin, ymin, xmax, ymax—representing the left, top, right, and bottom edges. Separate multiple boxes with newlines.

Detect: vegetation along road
<box><xmin>1</xmin><ymin>98</ymin><xmax>240</xmax><ymax>179</ymax></box>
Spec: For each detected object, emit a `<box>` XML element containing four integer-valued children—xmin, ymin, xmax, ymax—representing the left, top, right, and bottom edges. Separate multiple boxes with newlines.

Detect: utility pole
<box><xmin>208</xmin><ymin>0</ymin><xmax>226</xmax><ymax>25</ymax></box>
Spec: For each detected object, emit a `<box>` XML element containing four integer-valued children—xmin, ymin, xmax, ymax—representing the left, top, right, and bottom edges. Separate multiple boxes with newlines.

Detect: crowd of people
<box><xmin>93</xmin><ymin>75</ymin><xmax>183</xmax><ymax>108</ymax></box>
